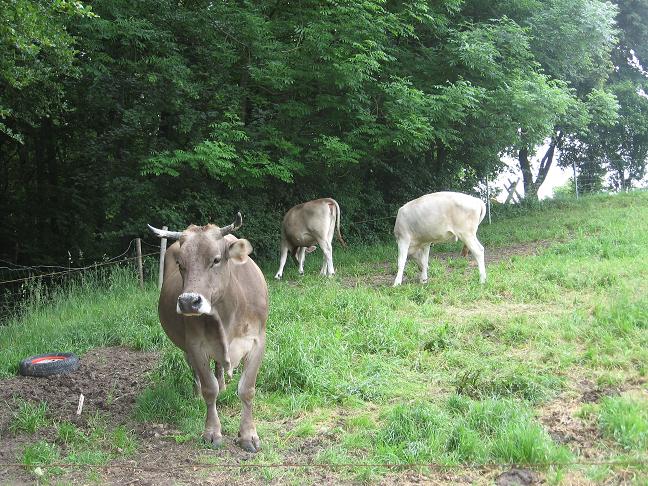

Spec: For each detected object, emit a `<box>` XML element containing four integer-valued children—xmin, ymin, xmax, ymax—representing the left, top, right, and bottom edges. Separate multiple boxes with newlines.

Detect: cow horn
<box><xmin>147</xmin><ymin>224</ymin><xmax>184</xmax><ymax>240</ymax></box>
<box><xmin>220</xmin><ymin>212</ymin><xmax>243</xmax><ymax>237</ymax></box>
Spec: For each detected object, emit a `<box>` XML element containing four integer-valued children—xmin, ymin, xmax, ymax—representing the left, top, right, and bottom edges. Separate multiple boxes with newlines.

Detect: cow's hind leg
<box><xmin>274</xmin><ymin>242</ymin><xmax>289</xmax><ymax>279</ymax></box>
<box><xmin>393</xmin><ymin>237</ymin><xmax>410</xmax><ymax>286</ymax></box>
<box><xmin>230</xmin><ymin>336</ymin><xmax>265</xmax><ymax>453</ymax></box>
<box><xmin>317</xmin><ymin>239</ymin><xmax>334</xmax><ymax>276</ymax></box>
<box><xmin>297</xmin><ymin>247</ymin><xmax>306</xmax><ymax>275</ymax></box>
<box><xmin>462</xmin><ymin>235</ymin><xmax>486</xmax><ymax>284</ymax></box>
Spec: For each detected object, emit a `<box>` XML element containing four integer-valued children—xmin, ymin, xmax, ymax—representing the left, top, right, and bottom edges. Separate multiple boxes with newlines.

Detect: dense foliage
<box><xmin>1</xmin><ymin>0</ymin><xmax>647</xmax><ymax>264</ymax></box>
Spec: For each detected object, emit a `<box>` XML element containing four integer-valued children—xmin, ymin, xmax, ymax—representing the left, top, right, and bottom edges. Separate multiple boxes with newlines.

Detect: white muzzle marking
<box><xmin>177</xmin><ymin>292</ymin><xmax>212</xmax><ymax>316</ymax></box>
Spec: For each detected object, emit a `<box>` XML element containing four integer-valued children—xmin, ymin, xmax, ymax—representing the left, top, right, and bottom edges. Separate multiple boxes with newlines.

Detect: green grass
<box><xmin>376</xmin><ymin>396</ymin><xmax>571</xmax><ymax>465</ymax></box>
<box><xmin>599</xmin><ymin>395</ymin><xmax>648</xmax><ymax>451</ymax></box>
<box><xmin>22</xmin><ymin>440</ymin><xmax>61</xmax><ymax>467</ymax></box>
<box><xmin>15</xmin><ymin>414</ymin><xmax>138</xmax><ymax>482</ymax></box>
<box><xmin>3</xmin><ymin>191</ymin><xmax>648</xmax><ymax>483</ymax></box>
<box><xmin>9</xmin><ymin>400</ymin><xmax>50</xmax><ymax>434</ymax></box>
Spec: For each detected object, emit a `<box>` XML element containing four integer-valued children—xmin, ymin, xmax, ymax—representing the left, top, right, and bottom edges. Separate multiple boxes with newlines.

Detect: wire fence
<box><xmin>0</xmin><ymin>239</ymin><xmax>160</xmax><ymax>323</ymax></box>
<box><xmin>0</xmin><ymin>458</ymin><xmax>646</xmax><ymax>472</ymax></box>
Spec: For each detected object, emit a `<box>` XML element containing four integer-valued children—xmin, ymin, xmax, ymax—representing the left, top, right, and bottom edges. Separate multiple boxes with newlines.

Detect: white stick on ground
<box><xmin>76</xmin><ymin>393</ymin><xmax>85</xmax><ymax>415</ymax></box>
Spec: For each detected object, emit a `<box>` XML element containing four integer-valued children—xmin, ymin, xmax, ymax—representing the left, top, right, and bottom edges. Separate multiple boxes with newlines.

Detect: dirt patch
<box><xmin>341</xmin><ymin>240</ymin><xmax>554</xmax><ymax>288</ymax></box>
<box><xmin>580</xmin><ymin>385</ymin><xmax>621</xmax><ymax>404</ymax></box>
<box><xmin>538</xmin><ymin>380</ymin><xmax>616</xmax><ymax>460</ymax></box>
<box><xmin>0</xmin><ymin>347</ymin><xmax>159</xmax><ymax>485</ymax></box>
<box><xmin>0</xmin><ymin>347</ymin><xmax>159</xmax><ymax>430</ymax></box>
<box><xmin>495</xmin><ymin>468</ymin><xmax>539</xmax><ymax>486</ymax></box>
<box><xmin>437</xmin><ymin>240</ymin><xmax>554</xmax><ymax>265</ymax></box>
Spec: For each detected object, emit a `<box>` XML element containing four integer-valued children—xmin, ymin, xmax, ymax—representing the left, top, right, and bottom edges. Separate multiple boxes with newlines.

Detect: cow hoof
<box><xmin>239</xmin><ymin>438</ymin><xmax>261</xmax><ymax>453</ymax></box>
<box><xmin>203</xmin><ymin>433</ymin><xmax>224</xmax><ymax>449</ymax></box>
<box><xmin>274</xmin><ymin>273</ymin><xmax>282</xmax><ymax>280</ymax></box>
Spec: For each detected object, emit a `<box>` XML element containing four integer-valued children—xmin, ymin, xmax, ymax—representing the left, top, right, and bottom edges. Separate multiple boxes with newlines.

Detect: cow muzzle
<box><xmin>177</xmin><ymin>292</ymin><xmax>212</xmax><ymax>316</ymax></box>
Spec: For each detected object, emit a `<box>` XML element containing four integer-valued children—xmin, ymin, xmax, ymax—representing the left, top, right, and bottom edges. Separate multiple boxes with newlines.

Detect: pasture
<box><xmin>1</xmin><ymin>192</ymin><xmax>648</xmax><ymax>485</ymax></box>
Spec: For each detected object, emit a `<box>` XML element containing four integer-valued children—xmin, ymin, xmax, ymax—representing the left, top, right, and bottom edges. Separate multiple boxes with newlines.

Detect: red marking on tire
<box><xmin>31</xmin><ymin>356</ymin><xmax>67</xmax><ymax>364</ymax></box>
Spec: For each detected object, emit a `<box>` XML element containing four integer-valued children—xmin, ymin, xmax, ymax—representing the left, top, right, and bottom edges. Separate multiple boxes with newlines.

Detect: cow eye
<box><xmin>212</xmin><ymin>256</ymin><xmax>221</xmax><ymax>265</ymax></box>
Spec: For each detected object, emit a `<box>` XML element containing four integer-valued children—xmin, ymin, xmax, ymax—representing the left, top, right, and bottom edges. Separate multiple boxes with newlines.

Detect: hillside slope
<box><xmin>1</xmin><ymin>192</ymin><xmax>647</xmax><ymax>484</ymax></box>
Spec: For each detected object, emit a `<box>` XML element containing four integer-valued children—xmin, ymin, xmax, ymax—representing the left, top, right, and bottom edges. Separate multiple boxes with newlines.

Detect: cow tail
<box><xmin>479</xmin><ymin>200</ymin><xmax>487</xmax><ymax>224</ymax></box>
<box><xmin>333</xmin><ymin>199</ymin><xmax>347</xmax><ymax>247</ymax></box>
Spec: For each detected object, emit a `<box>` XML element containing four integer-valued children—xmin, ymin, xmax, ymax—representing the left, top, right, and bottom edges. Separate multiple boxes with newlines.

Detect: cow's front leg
<box><xmin>230</xmin><ymin>336</ymin><xmax>265</xmax><ymax>453</ymax></box>
<box><xmin>185</xmin><ymin>352</ymin><xmax>202</xmax><ymax>396</ymax></box>
<box><xmin>418</xmin><ymin>244</ymin><xmax>431</xmax><ymax>283</ymax></box>
<box><xmin>186</xmin><ymin>349</ymin><xmax>222</xmax><ymax>447</ymax></box>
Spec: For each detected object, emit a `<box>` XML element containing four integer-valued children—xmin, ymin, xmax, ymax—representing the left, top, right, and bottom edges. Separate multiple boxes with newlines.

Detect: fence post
<box><xmin>486</xmin><ymin>174</ymin><xmax>492</xmax><ymax>224</ymax></box>
<box><xmin>136</xmin><ymin>238</ymin><xmax>144</xmax><ymax>289</ymax></box>
<box><xmin>158</xmin><ymin>226</ymin><xmax>168</xmax><ymax>290</ymax></box>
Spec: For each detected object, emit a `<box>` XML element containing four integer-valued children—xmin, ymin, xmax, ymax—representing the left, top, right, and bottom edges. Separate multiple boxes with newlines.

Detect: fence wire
<box><xmin>0</xmin><ymin>458</ymin><xmax>646</xmax><ymax>472</ymax></box>
<box><xmin>0</xmin><ymin>250</ymin><xmax>158</xmax><ymax>287</ymax></box>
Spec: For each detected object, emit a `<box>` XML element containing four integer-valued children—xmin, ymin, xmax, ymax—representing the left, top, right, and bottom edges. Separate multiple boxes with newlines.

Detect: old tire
<box><xmin>19</xmin><ymin>353</ymin><xmax>80</xmax><ymax>377</ymax></box>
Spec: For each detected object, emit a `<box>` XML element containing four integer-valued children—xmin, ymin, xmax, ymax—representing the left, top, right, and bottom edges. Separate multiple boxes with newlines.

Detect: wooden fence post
<box><xmin>158</xmin><ymin>226</ymin><xmax>168</xmax><ymax>290</ymax></box>
<box><xmin>136</xmin><ymin>238</ymin><xmax>144</xmax><ymax>289</ymax></box>
<box><xmin>486</xmin><ymin>174</ymin><xmax>492</xmax><ymax>224</ymax></box>
<box><xmin>573</xmin><ymin>160</ymin><xmax>579</xmax><ymax>199</ymax></box>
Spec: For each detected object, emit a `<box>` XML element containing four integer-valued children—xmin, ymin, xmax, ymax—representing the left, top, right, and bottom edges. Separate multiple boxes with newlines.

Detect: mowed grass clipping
<box><xmin>3</xmin><ymin>191</ymin><xmax>648</xmax><ymax>481</ymax></box>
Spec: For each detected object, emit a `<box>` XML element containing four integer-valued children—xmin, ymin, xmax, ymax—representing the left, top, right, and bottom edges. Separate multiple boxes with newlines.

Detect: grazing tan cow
<box><xmin>274</xmin><ymin>198</ymin><xmax>346</xmax><ymax>279</ymax></box>
<box><xmin>148</xmin><ymin>213</ymin><xmax>268</xmax><ymax>453</ymax></box>
<box><xmin>393</xmin><ymin>192</ymin><xmax>486</xmax><ymax>286</ymax></box>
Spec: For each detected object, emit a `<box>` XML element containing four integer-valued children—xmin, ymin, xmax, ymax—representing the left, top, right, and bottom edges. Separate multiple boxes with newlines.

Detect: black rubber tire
<box><xmin>18</xmin><ymin>353</ymin><xmax>80</xmax><ymax>377</ymax></box>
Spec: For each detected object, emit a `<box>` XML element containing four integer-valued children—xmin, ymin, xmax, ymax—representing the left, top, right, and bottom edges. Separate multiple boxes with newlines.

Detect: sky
<box><xmin>492</xmin><ymin>143</ymin><xmax>572</xmax><ymax>202</ymax></box>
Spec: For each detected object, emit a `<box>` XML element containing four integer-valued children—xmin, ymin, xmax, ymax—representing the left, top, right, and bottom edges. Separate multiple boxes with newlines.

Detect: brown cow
<box><xmin>274</xmin><ymin>198</ymin><xmax>346</xmax><ymax>279</ymax></box>
<box><xmin>148</xmin><ymin>213</ymin><xmax>268</xmax><ymax>452</ymax></box>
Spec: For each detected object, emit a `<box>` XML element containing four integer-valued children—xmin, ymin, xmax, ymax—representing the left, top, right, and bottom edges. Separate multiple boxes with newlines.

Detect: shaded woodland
<box><xmin>2</xmin><ymin>0</ymin><xmax>647</xmax><ymax>264</ymax></box>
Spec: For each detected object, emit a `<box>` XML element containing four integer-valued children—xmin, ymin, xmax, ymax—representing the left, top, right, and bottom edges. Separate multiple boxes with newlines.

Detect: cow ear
<box><xmin>229</xmin><ymin>239</ymin><xmax>253</xmax><ymax>263</ymax></box>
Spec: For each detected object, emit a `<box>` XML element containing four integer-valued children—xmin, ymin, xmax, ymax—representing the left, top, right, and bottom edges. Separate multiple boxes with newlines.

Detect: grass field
<box><xmin>1</xmin><ymin>192</ymin><xmax>648</xmax><ymax>484</ymax></box>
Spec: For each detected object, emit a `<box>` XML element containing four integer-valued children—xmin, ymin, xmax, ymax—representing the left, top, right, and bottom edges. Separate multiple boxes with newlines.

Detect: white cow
<box><xmin>393</xmin><ymin>191</ymin><xmax>486</xmax><ymax>286</ymax></box>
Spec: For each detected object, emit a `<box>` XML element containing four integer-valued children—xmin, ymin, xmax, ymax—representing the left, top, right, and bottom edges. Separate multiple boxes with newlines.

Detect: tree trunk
<box><xmin>518</xmin><ymin>146</ymin><xmax>537</xmax><ymax>200</ymax></box>
<box><xmin>518</xmin><ymin>131</ymin><xmax>563</xmax><ymax>201</ymax></box>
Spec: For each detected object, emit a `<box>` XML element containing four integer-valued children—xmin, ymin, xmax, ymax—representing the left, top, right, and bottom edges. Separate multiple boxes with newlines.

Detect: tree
<box><xmin>559</xmin><ymin>1</ymin><xmax>648</xmax><ymax>193</ymax></box>
<box><xmin>0</xmin><ymin>0</ymin><xmax>636</xmax><ymax>265</ymax></box>
<box><xmin>517</xmin><ymin>0</ymin><xmax>619</xmax><ymax>200</ymax></box>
